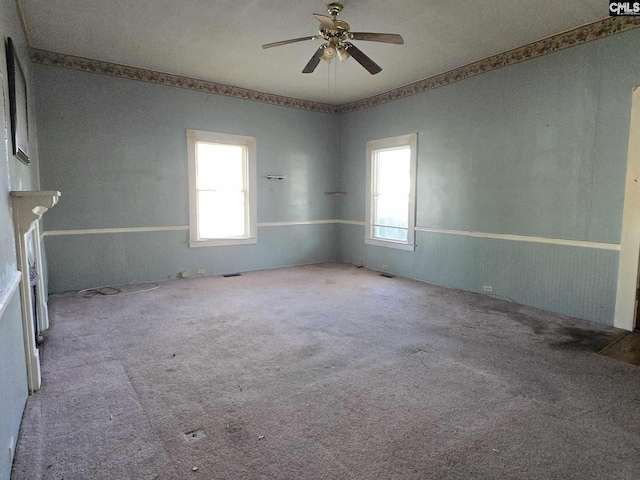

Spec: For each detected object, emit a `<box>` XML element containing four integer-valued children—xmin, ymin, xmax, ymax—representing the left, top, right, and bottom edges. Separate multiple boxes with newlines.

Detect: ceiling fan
<box><xmin>262</xmin><ymin>2</ymin><xmax>404</xmax><ymax>75</ymax></box>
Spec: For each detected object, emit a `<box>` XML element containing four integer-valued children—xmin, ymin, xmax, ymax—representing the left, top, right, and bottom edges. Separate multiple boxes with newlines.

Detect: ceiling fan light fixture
<box><xmin>337</xmin><ymin>47</ymin><xmax>350</xmax><ymax>62</ymax></box>
<box><xmin>321</xmin><ymin>44</ymin><xmax>337</xmax><ymax>62</ymax></box>
<box><xmin>263</xmin><ymin>3</ymin><xmax>404</xmax><ymax>75</ymax></box>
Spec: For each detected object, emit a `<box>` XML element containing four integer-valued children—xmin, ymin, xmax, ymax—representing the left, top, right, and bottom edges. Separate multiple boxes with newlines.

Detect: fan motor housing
<box><xmin>327</xmin><ymin>3</ymin><xmax>343</xmax><ymax>16</ymax></box>
<box><xmin>333</xmin><ymin>19</ymin><xmax>350</xmax><ymax>32</ymax></box>
<box><xmin>320</xmin><ymin>20</ymin><xmax>350</xmax><ymax>40</ymax></box>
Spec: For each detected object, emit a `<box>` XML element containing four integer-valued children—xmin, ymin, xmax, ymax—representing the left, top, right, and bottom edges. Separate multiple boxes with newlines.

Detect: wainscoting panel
<box><xmin>338</xmin><ymin>224</ymin><xmax>619</xmax><ymax>325</ymax></box>
<box><xmin>0</xmin><ymin>282</ymin><xmax>28</xmax><ymax>480</ymax></box>
<box><xmin>44</xmin><ymin>223</ymin><xmax>338</xmax><ymax>292</ymax></box>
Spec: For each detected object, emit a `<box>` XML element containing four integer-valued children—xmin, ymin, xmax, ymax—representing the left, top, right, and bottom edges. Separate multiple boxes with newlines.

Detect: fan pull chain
<box><xmin>334</xmin><ymin>58</ymin><xmax>337</xmax><ymax>94</ymax></box>
<box><xmin>327</xmin><ymin>60</ymin><xmax>331</xmax><ymax>94</ymax></box>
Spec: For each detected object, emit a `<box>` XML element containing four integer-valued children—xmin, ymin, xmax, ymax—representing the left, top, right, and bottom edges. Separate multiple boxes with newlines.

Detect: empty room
<box><xmin>2</xmin><ymin>1</ymin><xmax>640</xmax><ymax>479</ymax></box>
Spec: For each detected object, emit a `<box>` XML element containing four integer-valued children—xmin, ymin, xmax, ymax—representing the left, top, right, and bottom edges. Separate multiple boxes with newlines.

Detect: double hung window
<box><xmin>187</xmin><ymin>129</ymin><xmax>257</xmax><ymax>247</ymax></box>
<box><xmin>365</xmin><ymin>133</ymin><xmax>417</xmax><ymax>251</ymax></box>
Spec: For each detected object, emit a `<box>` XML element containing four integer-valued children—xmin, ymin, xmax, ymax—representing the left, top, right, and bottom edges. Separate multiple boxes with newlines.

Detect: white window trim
<box><xmin>187</xmin><ymin>129</ymin><xmax>257</xmax><ymax>248</ymax></box>
<box><xmin>365</xmin><ymin>133</ymin><xmax>417</xmax><ymax>252</ymax></box>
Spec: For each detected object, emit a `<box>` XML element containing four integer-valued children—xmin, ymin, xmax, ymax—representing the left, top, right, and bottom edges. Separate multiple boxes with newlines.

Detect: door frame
<box><xmin>615</xmin><ymin>86</ymin><xmax>640</xmax><ymax>331</ymax></box>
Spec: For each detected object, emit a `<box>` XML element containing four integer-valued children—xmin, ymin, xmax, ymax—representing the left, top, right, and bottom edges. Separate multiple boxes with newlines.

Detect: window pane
<box><xmin>375</xmin><ymin>147</ymin><xmax>410</xmax><ymax>195</ymax></box>
<box><xmin>198</xmin><ymin>191</ymin><xmax>246</xmax><ymax>238</ymax></box>
<box><xmin>373</xmin><ymin>194</ymin><xmax>409</xmax><ymax>228</ymax></box>
<box><xmin>374</xmin><ymin>226</ymin><xmax>408</xmax><ymax>242</ymax></box>
<box><xmin>371</xmin><ymin>145</ymin><xmax>411</xmax><ymax>243</ymax></box>
<box><xmin>196</xmin><ymin>142</ymin><xmax>244</xmax><ymax>191</ymax></box>
<box><xmin>366</xmin><ymin>134</ymin><xmax>416</xmax><ymax>250</ymax></box>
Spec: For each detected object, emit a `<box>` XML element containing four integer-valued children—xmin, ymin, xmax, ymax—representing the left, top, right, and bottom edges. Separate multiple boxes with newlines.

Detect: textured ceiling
<box><xmin>20</xmin><ymin>0</ymin><xmax>609</xmax><ymax>104</ymax></box>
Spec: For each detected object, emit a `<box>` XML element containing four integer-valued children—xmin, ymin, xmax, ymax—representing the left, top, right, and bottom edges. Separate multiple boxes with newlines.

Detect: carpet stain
<box><xmin>225</xmin><ymin>421</ymin><xmax>241</xmax><ymax>434</ymax></box>
<box><xmin>510</xmin><ymin>315</ymin><xmax>548</xmax><ymax>335</ymax></box>
<box><xmin>551</xmin><ymin>326</ymin><xmax>620</xmax><ymax>352</ymax></box>
<box><xmin>295</xmin><ymin>344</ymin><xmax>321</xmax><ymax>359</ymax></box>
<box><xmin>184</xmin><ymin>429</ymin><xmax>206</xmax><ymax>442</ymax></box>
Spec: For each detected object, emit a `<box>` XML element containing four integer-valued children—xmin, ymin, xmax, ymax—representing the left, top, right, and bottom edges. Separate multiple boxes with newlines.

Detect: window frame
<box><xmin>187</xmin><ymin>129</ymin><xmax>257</xmax><ymax>248</ymax></box>
<box><xmin>365</xmin><ymin>133</ymin><xmax>417</xmax><ymax>252</ymax></box>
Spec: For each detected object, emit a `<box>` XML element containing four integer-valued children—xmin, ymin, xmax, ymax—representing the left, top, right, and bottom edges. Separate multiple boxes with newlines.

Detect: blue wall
<box><xmin>339</xmin><ymin>224</ymin><xmax>618</xmax><ymax>323</ymax></box>
<box><xmin>337</xmin><ymin>28</ymin><xmax>640</xmax><ymax>325</ymax></box>
<box><xmin>34</xmin><ymin>65</ymin><xmax>339</xmax><ymax>292</ymax></box>
<box><xmin>0</xmin><ymin>293</ymin><xmax>28</xmax><ymax>480</ymax></box>
<box><xmin>44</xmin><ymin>224</ymin><xmax>336</xmax><ymax>292</ymax></box>
<box><xmin>0</xmin><ymin>0</ymin><xmax>41</xmax><ymax>477</ymax></box>
<box><xmin>35</xmin><ymin>28</ymin><xmax>640</xmax><ymax>326</ymax></box>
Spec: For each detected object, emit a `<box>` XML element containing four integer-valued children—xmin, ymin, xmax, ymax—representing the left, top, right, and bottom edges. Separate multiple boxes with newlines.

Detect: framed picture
<box><xmin>6</xmin><ymin>37</ymin><xmax>29</xmax><ymax>165</ymax></box>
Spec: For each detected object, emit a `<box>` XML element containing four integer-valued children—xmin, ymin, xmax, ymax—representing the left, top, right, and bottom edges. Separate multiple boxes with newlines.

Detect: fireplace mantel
<box><xmin>10</xmin><ymin>190</ymin><xmax>61</xmax><ymax>392</ymax></box>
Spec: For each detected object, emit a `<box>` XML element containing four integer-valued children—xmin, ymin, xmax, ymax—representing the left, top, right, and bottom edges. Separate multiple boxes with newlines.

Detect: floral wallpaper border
<box><xmin>29</xmin><ymin>49</ymin><xmax>337</xmax><ymax>114</ymax></box>
<box><xmin>336</xmin><ymin>16</ymin><xmax>640</xmax><ymax>113</ymax></box>
<box><xmin>31</xmin><ymin>16</ymin><xmax>640</xmax><ymax>114</ymax></box>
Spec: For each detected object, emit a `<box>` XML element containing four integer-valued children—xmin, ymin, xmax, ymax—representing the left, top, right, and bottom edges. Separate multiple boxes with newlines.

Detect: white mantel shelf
<box><xmin>10</xmin><ymin>191</ymin><xmax>60</xmax><ymax>236</ymax></box>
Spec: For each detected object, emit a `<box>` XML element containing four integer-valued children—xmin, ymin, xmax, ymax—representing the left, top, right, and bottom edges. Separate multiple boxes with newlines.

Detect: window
<box><xmin>365</xmin><ymin>133</ymin><xmax>417</xmax><ymax>251</ymax></box>
<box><xmin>187</xmin><ymin>129</ymin><xmax>257</xmax><ymax>247</ymax></box>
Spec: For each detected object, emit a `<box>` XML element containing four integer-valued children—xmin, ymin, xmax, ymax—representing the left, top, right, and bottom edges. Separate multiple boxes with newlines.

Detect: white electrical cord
<box><xmin>484</xmin><ymin>293</ymin><xmax>513</xmax><ymax>303</ymax></box>
<box><xmin>76</xmin><ymin>283</ymin><xmax>160</xmax><ymax>298</ymax></box>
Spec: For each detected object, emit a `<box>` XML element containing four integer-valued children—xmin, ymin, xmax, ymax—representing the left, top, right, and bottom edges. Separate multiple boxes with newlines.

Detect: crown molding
<box><xmin>30</xmin><ymin>16</ymin><xmax>640</xmax><ymax>115</ymax></box>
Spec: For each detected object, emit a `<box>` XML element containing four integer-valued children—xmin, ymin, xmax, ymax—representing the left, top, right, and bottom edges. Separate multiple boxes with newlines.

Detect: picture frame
<box><xmin>6</xmin><ymin>37</ymin><xmax>29</xmax><ymax>165</ymax></box>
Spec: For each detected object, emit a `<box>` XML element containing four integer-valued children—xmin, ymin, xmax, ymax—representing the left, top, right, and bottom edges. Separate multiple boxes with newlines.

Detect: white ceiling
<box><xmin>20</xmin><ymin>0</ymin><xmax>608</xmax><ymax>105</ymax></box>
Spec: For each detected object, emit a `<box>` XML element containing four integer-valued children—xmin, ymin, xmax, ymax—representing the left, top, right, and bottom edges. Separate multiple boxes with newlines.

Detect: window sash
<box><xmin>373</xmin><ymin>226</ymin><xmax>408</xmax><ymax>242</ymax></box>
<box><xmin>196</xmin><ymin>191</ymin><xmax>247</xmax><ymax>238</ymax></box>
<box><xmin>195</xmin><ymin>142</ymin><xmax>249</xmax><ymax>240</ymax></box>
<box><xmin>365</xmin><ymin>133</ymin><xmax>417</xmax><ymax>252</ymax></box>
<box><xmin>371</xmin><ymin>147</ymin><xmax>411</xmax><ymax>241</ymax></box>
<box><xmin>187</xmin><ymin>129</ymin><xmax>257</xmax><ymax>248</ymax></box>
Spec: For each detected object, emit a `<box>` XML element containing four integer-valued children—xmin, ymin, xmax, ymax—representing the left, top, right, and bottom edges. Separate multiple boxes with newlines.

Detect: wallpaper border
<box><xmin>29</xmin><ymin>49</ymin><xmax>337</xmax><ymax>113</ymax></box>
<box><xmin>337</xmin><ymin>16</ymin><xmax>640</xmax><ymax>113</ymax></box>
<box><xmin>30</xmin><ymin>16</ymin><xmax>640</xmax><ymax>114</ymax></box>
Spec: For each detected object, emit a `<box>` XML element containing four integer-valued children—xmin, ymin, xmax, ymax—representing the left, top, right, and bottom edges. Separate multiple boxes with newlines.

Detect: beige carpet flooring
<box><xmin>11</xmin><ymin>262</ymin><xmax>640</xmax><ymax>479</ymax></box>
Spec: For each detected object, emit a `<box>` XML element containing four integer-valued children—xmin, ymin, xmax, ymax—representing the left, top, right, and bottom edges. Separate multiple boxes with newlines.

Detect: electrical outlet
<box><xmin>382</xmin><ymin>264</ymin><xmax>389</xmax><ymax>271</ymax></box>
<box><xmin>197</xmin><ymin>269</ymin><xmax>205</xmax><ymax>275</ymax></box>
<box><xmin>179</xmin><ymin>271</ymin><xmax>189</xmax><ymax>278</ymax></box>
<box><xmin>483</xmin><ymin>285</ymin><xmax>493</xmax><ymax>293</ymax></box>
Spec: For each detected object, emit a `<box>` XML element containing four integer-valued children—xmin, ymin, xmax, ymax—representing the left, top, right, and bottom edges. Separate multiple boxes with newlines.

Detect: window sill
<box><xmin>189</xmin><ymin>237</ymin><xmax>258</xmax><ymax>248</ymax></box>
<box><xmin>365</xmin><ymin>237</ymin><xmax>415</xmax><ymax>252</ymax></box>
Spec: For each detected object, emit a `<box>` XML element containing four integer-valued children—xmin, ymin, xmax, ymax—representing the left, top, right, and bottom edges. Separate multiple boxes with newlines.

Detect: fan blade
<box><xmin>313</xmin><ymin>13</ymin><xmax>336</xmax><ymax>30</ymax></box>
<box><xmin>345</xmin><ymin>44</ymin><xmax>382</xmax><ymax>75</ymax></box>
<box><xmin>262</xmin><ymin>36</ymin><xmax>318</xmax><ymax>49</ymax></box>
<box><xmin>350</xmin><ymin>32</ymin><xmax>404</xmax><ymax>44</ymax></box>
<box><xmin>302</xmin><ymin>47</ymin><xmax>325</xmax><ymax>74</ymax></box>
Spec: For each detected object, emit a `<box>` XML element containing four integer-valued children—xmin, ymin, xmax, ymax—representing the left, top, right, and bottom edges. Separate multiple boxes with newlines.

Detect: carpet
<box><xmin>11</xmin><ymin>263</ymin><xmax>640</xmax><ymax>479</ymax></box>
